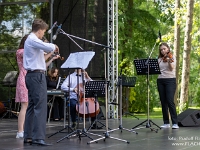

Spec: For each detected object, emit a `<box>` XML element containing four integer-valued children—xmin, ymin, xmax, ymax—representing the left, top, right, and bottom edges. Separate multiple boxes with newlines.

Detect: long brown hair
<box><xmin>18</xmin><ymin>34</ymin><xmax>29</xmax><ymax>49</ymax></box>
<box><xmin>47</xmin><ymin>67</ymin><xmax>59</xmax><ymax>81</ymax></box>
<box><xmin>158</xmin><ymin>42</ymin><xmax>171</xmax><ymax>58</ymax></box>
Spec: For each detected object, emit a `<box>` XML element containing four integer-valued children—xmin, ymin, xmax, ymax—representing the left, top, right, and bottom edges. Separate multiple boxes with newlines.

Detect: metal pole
<box><xmin>50</xmin><ymin>0</ymin><xmax>54</xmax><ymax>43</ymax></box>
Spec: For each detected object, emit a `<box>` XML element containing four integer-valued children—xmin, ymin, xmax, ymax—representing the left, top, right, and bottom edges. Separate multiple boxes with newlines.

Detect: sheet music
<box><xmin>2</xmin><ymin>71</ymin><xmax>18</xmax><ymax>83</ymax></box>
<box><xmin>56</xmin><ymin>77</ymin><xmax>61</xmax><ymax>89</ymax></box>
<box><xmin>61</xmin><ymin>51</ymin><xmax>95</xmax><ymax>69</ymax></box>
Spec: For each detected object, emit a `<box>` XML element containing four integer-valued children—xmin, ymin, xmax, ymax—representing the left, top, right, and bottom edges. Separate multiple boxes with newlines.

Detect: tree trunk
<box><xmin>179</xmin><ymin>0</ymin><xmax>194</xmax><ymax>112</ymax></box>
<box><xmin>173</xmin><ymin>0</ymin><xmax>180</xmax><ymax>107</ymax></box>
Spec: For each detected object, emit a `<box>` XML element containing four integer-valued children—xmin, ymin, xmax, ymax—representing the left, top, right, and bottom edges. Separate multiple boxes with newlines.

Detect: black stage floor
<box><xmin>0</xmin><ymin>118</ymin><xmax>200</xmax><ymax>150</ymax></box>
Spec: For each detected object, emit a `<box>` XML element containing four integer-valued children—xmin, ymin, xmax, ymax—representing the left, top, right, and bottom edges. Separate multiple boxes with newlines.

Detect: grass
<box><xmin>125</xmin><ymin>107</ymin><xmax>200</xmax><ymax>119</ymax></box>
<box><xmin>126</xmin><ymin>107</ymin><xmax>163</xmax><ymax>119</ymax></box>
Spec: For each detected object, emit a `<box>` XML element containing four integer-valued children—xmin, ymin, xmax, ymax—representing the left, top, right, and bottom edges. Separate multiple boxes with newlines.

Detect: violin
<box><xmin>75</xmin><ymin>83</ymin><xmax>100</xmax><ymax>118</ymax></box>
<box><xmin>163</xmin><ymin>52</ymin><xmax>174</xmax><ymax>63</ymax></box>
<box><xmin>52</xmin><ymin>52</ymin><xmax>64</xmax><ymax>61</ymax></box>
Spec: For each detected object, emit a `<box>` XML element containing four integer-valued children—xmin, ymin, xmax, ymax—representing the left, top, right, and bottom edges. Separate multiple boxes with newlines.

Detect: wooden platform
<box><xmin>0</xmin><ymin>118</ymin><xmax>200</xmax><ymax>150</ymax></box>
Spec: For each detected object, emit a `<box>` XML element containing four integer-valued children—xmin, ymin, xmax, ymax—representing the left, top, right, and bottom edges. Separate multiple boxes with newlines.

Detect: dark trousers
<box><xmin>70</xmin><ymin>98</ymin><xmax>77</xmax><ymax>122</ymax></box>
<box><xmin>157</xmin><ymin>78</ymin><xmax>178</xmax><ymax>124</ymax></box>
<box><xmin>24</xmin><ymin>72</ymin><xmax>47</xmax><ymax>140</ymax></box>
<box><xmin>53</xmin><ymin>97</ymin><xmax>64</xmax><ymax>119</ymax></box>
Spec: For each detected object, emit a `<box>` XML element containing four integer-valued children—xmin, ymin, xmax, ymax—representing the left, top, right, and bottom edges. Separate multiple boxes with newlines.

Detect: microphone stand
<box><xmin>55</xmin><ymin>28</ymin><xmax>129</xmax><ymax>144</ymax></box>
<box><xmin>88</xmin><ymin>50</ymin><xmax>129</xmax><ymax>144</ymax></box>
<box><xmin>57</xmin><ymin>28</ymin><xmax>114</xmax><ymax>50</ymax></box>
<box><xmin>56</xmin><ymin>44</ymin><xmax>103</xmax><ymax>144</ymax></box>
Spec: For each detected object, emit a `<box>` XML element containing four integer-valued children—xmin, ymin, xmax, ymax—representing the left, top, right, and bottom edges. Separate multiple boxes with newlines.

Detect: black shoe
<box><xmin>32</xmin><ymin>139</ymin><xmax>52</xmax><ymax>146</ymax></box>
<box><xmin>24</xmin><ymin>138</ymin><xmax>32</xmax><ymax>144</ymax></box>
<box><xmin>71</xmin><ymin>122</ymin><xmax>77</xmax><ymax>129</ymax></box>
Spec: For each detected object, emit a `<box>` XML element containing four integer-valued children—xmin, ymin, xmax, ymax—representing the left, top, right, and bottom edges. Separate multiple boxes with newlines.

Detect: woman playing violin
<box><xmin>157</xmin><ymin>42</ymin><xmax>179</xmax><ymax>129</ymax></box>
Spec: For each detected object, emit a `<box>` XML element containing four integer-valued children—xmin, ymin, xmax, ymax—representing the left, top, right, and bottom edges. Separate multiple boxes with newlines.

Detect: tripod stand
<box><xmin>120</xmin><ymin>76</ymin><xmax>139</xmax><ymax>120</ymax></box>
<box><xmin>87</xmin><ymin>50</ymin><xmax>129</xmax><ymax>144</ymax></box>
<box><xmin>57</xmin><ymin>52</ymin><xmax>103</xmax><ymax>143</ymax></box>
<box><xmin>107</xmin><ymin>76</ymin><xmax>138</xmax><ymax>135</ymax></box>
<box><xmin>132</xmin><ymin>59</ymin><xmax>161</xmax><ymax>132</ymax></box>
<box><xmin>84</xmin><ymin>80</ymin><xmax>111</xmax><ymax>131</ymax></box>
<box><xmin>52</xmin><ymin>25</ymin><xmax>127</xmax><ymax>143</ymax></box>
<box><xmin>1</xmin><ymin>71</ymin><xmax>18</xmax><ymax>120</ymax></box>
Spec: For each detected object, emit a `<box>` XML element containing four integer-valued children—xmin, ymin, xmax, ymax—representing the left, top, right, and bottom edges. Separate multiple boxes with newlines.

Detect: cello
<box><xmin>75</xmin><ymin>83</ymin><xmax>100</xmax><ymax>118</ymax></box>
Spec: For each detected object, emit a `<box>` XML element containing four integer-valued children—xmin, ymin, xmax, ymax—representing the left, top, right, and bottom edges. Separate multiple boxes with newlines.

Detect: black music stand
<box><xmin>121</xmin><ymin>76</ymin><xmax>139</xmax><ymax>119</ymax></box>
<box><xmin>88</xmin><ymin>52</ymin><xmax>129</xmax><ymax>144</ymax></box>
<box><xmin>1</xmin><ymin>71</ymin><xmax>18</xmax><ymax>119</ymax></box>
<box><xmin>107</xmin><ymin>76</ymin><xmax>138</xmax><ymax>137</ymax></box>
<box><xmin>85</xmin><ymin>80</ymin><xmax>111</xmax><ymax>131</ymax></box>
<box><xmin>56</xmin><ymin>52</ymin><xmax>102</xmax><ymax>143</ymax></box>
<box><xmin>132</xmin><ymin>59</ymin><xmax>161</xmax><ymax>132</ymax></box>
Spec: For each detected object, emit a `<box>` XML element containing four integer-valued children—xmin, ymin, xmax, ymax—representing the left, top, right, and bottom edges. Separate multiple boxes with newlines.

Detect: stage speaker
<box><xmin>178</xmin><ymin>109</ymin><xmax>200</xmax><ymax>127</ymax></box>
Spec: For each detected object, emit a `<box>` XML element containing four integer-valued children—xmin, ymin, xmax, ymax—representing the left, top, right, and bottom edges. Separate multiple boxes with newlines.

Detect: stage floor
<box><xmin>0</xmin><ymin>117</ymin><xmax>200</xmax><ymax>150</ymax></box>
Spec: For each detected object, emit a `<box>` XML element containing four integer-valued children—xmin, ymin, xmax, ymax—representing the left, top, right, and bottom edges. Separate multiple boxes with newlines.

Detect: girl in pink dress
<box><xmin>15</xmin><ymin>35</ymin><xmax>29</xmax><ymax>138</ymax></box>
<box><xmin>15</xmin><ymin>35</ymin><xmax>60</xmax><ymax>138</ymax></box>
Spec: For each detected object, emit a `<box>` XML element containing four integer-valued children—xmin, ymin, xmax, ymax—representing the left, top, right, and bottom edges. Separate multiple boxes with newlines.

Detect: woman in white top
<box><xmin>157</xmin><ymin>42</ymin><xmax>179</xmax><ymax>129</ymax></box>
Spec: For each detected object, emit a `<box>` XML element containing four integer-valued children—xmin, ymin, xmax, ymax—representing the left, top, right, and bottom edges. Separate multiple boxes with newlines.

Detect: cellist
<box><xmin>61</xmin><ymin>69</ymin><xmax>101</xmax><ymax>129</ymax></box>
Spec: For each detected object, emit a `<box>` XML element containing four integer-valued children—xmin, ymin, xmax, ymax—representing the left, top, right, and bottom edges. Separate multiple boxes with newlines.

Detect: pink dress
<box><xmin>15</xmin><ymin>49</ymin><xmax>28</xmax><ymax>103</ymax></box>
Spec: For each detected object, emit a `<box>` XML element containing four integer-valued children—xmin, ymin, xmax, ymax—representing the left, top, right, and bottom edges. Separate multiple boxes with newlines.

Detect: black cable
<box><xmin>61</xmin><ymin>0</ymin><xmax>80</xmax><ymax>26</ymax></box>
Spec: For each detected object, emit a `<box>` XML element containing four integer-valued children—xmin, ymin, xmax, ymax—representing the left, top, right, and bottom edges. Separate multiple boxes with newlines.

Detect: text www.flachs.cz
<box><xmin>172</xmin><ymin>142</ymin><xmax>200</xmax><ymax>146</ymax></box>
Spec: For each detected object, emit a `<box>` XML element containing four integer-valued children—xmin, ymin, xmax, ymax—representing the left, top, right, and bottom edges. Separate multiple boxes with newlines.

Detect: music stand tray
<box><xmin>119</xmin><ymin>76</ymin><xmax>139</xmax><ymax>119</ymax></box>
<box><xmin>134</xmin><ymin>59</ymin><xmax>160</xmax><ymax>75</ymax></box>
<box><xmin>132</xmin><ymin>59</ymin><xmax>161</xmax><ymax>132</ymax></box>
<box><xmin>85</xmin><ymin>80</ymin><xmax>108</xmax><ymax>98</ymax></box>
<box><xmin>107</xmin><ymin>76</ymin><xmax>138</xmax><ymax>136</ymax></box>
<box><xmin>120</xmin><ymin>76</ymin><xmax>136</xmax><ymax>87</ymax></box>
<box><xmin>84</xmin><ymin>80</ymin><xmax>112</xmax><ymax>131</ymax></box>
<box><xmin>56</xmin><ymin>52</ymin><xmax>101</xmax><ymax>143</ymax></box>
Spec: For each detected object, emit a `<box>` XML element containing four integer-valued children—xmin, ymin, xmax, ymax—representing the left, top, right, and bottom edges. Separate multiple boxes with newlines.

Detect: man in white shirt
<box><xmin>61</xmin><ymin>69</ymin><xmax>91</xmax><ymax>129</ymax></box>
<box><xmin>23</xmin><ymin>18</ymin><xmax>59</xmax><ymax>146</ymax></box>
<box><xmin>61</xmin><ymin>69</ymin><xmax>102</xmax><ymax>130</ymax></box>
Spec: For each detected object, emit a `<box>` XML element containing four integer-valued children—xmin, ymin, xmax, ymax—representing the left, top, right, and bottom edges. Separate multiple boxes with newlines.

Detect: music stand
<box><xmin>84</xmin><ymin>80</ymin><xmax>112</xmax><ymax>131</ymax></box>
<box><xmin>56</xmin><ymin>51</ymin><xmax>103</xmax><ymax>143</ymax></box>
<box><xmin>121</xmin><ymin>76</ymin><xmax>139</xmax><ymax>119</ymax></box>
<box><xmin>53</xmin><ymin>27</ymin><xmax>128</xmax><ymax>144</ymax></box>
<box><xmin>87</xmin><ymin>51</ymin><xmax>129</xmax><ymax>144</ymax></box>
<box><xmin>107</xmin><ymin>76</ymin><xmax>138</xmax><ymax>137</ymax></box>
<box><xmin>132</xmin><ymin>59</ymin><xmax>161</xmax><ymax>132</ymax></box>
<box><xmin>1</xmin><ymin>71</ymin><xmax>18</xmax><ymax>119</ymax></box>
